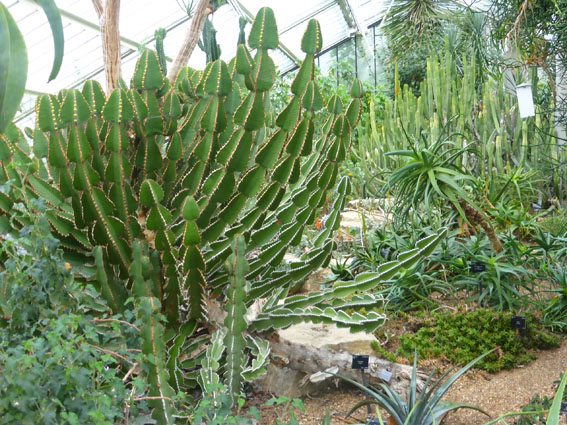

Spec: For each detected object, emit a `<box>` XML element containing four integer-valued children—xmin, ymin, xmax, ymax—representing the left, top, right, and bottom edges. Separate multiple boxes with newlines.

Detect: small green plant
<box><xmin>397</xmin><ymin>310</ymin><xmax>560</xmax><ymax>372</ymax></box>
<box><xmin>537</xmin><ymin>210</ymin><xmax>567</xmax><ymax>237</ymax></box>
<box><xmin>542</xmin><ymin>267</ymin><xmax>567</xmax><ymax>332</ymax></box>
<box><xmin>0</xmin><ymin>209</ymin><xmax>141</xmax><ymax>424</ymax></box>
<box><xmin>336</xmin><ymin>350</ymin><xmax>492</xmax><ymax>425</ymax></box>
<box><xmin>370</xmin><ymin>340</ymin><xmax>399</xmax><ymax>363</ymax></box>
<box><xmin>456</xmin><ymin>250</ymin><xmax>536</xmax><ymax>311</ymax></box>
<box><xmin>513</xmin><ymin>393</ymin><xmax>553</xmax><ymax>425</ymax></box>
<box><xmin>264</xmin><ymin>396</ymin><xmax>306</xmax><ymax>425</ymax></box>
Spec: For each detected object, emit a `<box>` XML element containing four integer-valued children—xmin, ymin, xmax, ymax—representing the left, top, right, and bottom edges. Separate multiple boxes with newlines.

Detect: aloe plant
<box><xmin>0</xmin><ymin>0</ymin><xmax>64</xmax><ymax>136</ymax></box>
<box><xmin>0</xmin><ymin>7</ymin><xmax>447</xmax><ymax>422</ymax></box>
<box><xmin>337</xmin><ymin>350</ymin><xmax>493</xmax><ymax>425</ymax></box>
<box><xmin>0</xmin><ymin>3</ymin><xmax>27</xmax><ymax>136</ymax></box>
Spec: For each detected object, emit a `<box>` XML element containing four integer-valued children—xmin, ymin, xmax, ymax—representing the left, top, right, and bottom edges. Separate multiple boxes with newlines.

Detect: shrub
<box><xmin>0</xmin><ymin>209</ymin><xmax>139</xmax><ymax>424</ymax></box>
<box><xmin>397</xmin><ymin>309</ymin><xmax>560</xmax><ymax>372</ymax></box>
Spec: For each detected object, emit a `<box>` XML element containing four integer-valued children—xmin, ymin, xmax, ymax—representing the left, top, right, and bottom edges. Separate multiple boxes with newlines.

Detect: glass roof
<box><xmin>9</xmin><ymin>0</ymin><xmax>386</xmax><ymax>125</ymax></box>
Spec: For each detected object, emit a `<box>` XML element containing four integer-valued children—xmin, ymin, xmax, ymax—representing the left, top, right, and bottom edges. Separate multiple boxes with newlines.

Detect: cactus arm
<box><xmin>223</xmin><ymin>235</ymin><xmax>249</xmax><ymax>402</ymax></box>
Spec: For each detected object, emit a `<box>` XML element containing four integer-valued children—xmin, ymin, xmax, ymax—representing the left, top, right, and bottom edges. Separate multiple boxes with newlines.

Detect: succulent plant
<box><xmin>0</xmin><ymin>7</ymin><xmax>446</xmax><ymax>423</ymax></box>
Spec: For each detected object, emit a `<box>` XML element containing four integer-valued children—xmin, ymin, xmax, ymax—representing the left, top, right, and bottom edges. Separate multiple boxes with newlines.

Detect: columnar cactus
<box><xmin>0</xmin><ymin>7</ymin><xmax>445</xmax><ymax>422</ymax></box>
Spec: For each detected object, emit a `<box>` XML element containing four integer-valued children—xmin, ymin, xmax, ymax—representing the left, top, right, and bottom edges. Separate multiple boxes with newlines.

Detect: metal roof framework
<box><xmin>7</xmin><ymin>0</ymin><xmax>387</xmax><ymax>125</ymax></box>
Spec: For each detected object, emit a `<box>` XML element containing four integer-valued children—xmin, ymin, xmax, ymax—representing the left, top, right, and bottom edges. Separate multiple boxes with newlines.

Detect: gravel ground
<box><xmin>256</xmin><ymin>338</ymin><xmax>567</xmax><ymax>425</ymax></box>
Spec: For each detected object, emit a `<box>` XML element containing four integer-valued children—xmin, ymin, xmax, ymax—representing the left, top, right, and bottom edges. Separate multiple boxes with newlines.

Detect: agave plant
<box><xmin>337</xmin><ymin>350</ymin><xmax>492</xmax><ymax>425</ymax></box>
<box><xmin>383</xmin><ymin>125</ymin><xmax>503</xmax><ymax>253</ymax></box>
<box><xmin>0</xmin><ymin>7</ymin><xmax>447</xmax><ymax>423</ymax></box>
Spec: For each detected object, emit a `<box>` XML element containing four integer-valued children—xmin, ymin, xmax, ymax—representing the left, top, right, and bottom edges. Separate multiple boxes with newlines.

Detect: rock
<box><xmin>339</xmin><ymin>209</ymin><xmax>388</xmax><ymax>233</ymax></box>
<box><xmin>297</xmin><ymin>267</ymin><xmax>333</xmax><ymax>293</ymax></box>
<box><xmin>347</xmin><ymin>198</ymin><xmax>395</xmax><ymax>210</ymax></box>
<box><xmin>256</xmin><ymin>363</ymin><xmax>308</xmax><ymax>399</ymax></box>
<box><xmin>277</xmin><ymin>322</ymin><xmax>377</xmax><ymax>355</ymax></box>
<box><xmin>255</xmin><ymin>322</ymin><xmax>379</xmax><ymax>398</ymax></box>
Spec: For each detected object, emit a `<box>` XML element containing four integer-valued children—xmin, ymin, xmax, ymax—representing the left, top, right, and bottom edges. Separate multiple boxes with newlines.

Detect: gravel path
<box><xmin>444</xmin><ymin>339</ymin><xmax>567</xmax><ymax>425</ymax></box>
<box><xmin>258</xmin><ymin>338</ymin><xmax>567</xmax><ymax>425</ymax></box>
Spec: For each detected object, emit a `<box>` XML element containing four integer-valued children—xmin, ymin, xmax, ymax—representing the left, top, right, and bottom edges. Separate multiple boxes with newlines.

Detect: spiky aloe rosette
<box><xmin>0</xmin><ymin>7</ymin><xmax>445</xmax><ymax>423</ymax></box>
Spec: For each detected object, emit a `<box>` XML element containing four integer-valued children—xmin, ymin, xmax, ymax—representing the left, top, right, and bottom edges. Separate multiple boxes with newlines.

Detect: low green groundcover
<box><xmin>396</xmin><ymin>309</ymin><xmax>560</xmax><ymax>372</ymax></box>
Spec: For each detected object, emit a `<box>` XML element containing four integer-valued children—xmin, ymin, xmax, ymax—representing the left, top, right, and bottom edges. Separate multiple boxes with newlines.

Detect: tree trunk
<box><xmin>91</xmin><ymin>0</ymin><xmax>103</xmax><ymax>19</ymax></box>
<box><xmin>167</xmin><ymin>0</ymin><xmax>213</xmax><ymax>82</ymax></box>
<box><xmin>100</xmin><ymin>0</ymin><xmax>122</xmax><ymax>93</ymax></box>
<box><xmin>458</xmin><ymin>199</ymin><xmax>503</xmax><ymax>254</ymax></box>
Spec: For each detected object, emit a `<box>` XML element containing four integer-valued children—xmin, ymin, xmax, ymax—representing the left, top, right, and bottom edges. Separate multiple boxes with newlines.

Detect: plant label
<box><xmin>511</xmin><ymin>316</ymin><xmax>527</xmax><ymax>330</ymax></box>
<box><xmin>380</xmin><ymin>248</ymin><xmax>392</xmax><ymax>260</ymax></box>
<box><xmin>378</xmin><ymin>369</ymin><xmax>392</xmax><ymax>383</ymax></box>
<box><xmin>366</xmin><ymin>419</ymin><xmax>382</xmax><ymax>425</ymax></box>
<box><xmin>352</xmin><ymin>354</ymin><xmax>369</xmax><ymax>370</ymax></box>
<box><xmin>470</xmin><ymin>261</ymin><xmax>486</xmax><ymax>273</ymax></box>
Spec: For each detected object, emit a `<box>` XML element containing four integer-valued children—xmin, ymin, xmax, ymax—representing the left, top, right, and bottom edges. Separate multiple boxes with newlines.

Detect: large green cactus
<box><xmin>0</xmin><ymin>7</ymin><xmax>446</xmax><ymax>422</ymax></box>
<box><xmin>356</xmin><ymin>48</ymin><xmax>560</xmax><ymax>199</ymax></box>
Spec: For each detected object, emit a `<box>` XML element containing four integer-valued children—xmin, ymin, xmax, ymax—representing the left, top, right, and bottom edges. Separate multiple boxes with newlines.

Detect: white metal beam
<box><xmin>335</xmin><ymin>0</ymin><xmax>375</xmax><ymax>71</ymax></box>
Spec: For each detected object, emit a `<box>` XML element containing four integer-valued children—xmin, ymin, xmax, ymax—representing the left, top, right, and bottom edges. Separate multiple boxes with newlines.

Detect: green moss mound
<box><xmin>397</xmin><ymin>309</ymin><xmax>561</xmax><ymax>372</ymax></box>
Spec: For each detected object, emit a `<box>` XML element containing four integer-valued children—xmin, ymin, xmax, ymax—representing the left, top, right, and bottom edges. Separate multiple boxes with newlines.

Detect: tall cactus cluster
<box><xmin>356</xmin><ymin>49</ymin><xmax>563</xmax><ymax>199</ymax></box>
<box><xmin>0</xmin><ymin>7</ymin><xmax>446</xmax><ymax>423</ymax></box>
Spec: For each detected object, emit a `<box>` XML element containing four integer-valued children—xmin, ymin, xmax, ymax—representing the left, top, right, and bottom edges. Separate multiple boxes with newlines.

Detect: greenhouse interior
<box><xmin>1</xmin><ymin>0</ymin><xmax>567</xmax><ymax>424</ymax></box>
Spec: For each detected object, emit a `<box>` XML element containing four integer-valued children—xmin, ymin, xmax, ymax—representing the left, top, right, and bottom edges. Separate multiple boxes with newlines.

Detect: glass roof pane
<box><xmin>280</xmin><ymin>3</ymin><xmax>349</xmax><ymax>54</ymax></box>
<box><xmin>119</xmin><ymin>0</ymin><xmax>187</xmax><ymax>43</ymax></box>
<box><xmin>9</xmin><ymin>0</ymin><xmax>386</xmax><ymax>121</ymax></box>
<box><xmin>351</xmin><ymin>0</ymin><xmax>385</xmax><ymax>28</ymax></box>
<box><xmin>243</xmin><ymin>0</ymin><xmax>334</xmax><ymax>31</ymax></box>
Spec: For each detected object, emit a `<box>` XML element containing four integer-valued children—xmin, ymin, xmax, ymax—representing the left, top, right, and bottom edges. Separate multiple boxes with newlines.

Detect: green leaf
<box><xmin>255</xmin><ymin>129</ymin><xmax>286</xmax><ymax>169</ymax></box>
<box><xmin>102</xmin><ymin>89</ymin><xmax>134</xmax><ymax>123</ymax></box>
<box><xmin>547</xmin><ymin>372</ymin><xmax>567</xmax><ymax>425</ymax></box>
<box><xmin>36</xmin><ymin>94</ymin><xmax>60</xmax><ymax>131</ymax></box>
<box><xmin>301</xmin><ymin>20</ymin><xmax>322</xmax><ymax>54</ymax></box>
<box><xmin>82</xmin><ymin>80</ymin><xmax>106</xmax><ymax>115</ymax></box>
<box><xmin>204</xmin><ymin>59</ymin><xmax>232</xmax><ymax>96</ymax></box>
<box><xmin>242</xmin><ymin>336</ymin><xmax>270</xmax><ymax>381</ymax></box>
<box><xmin>36</xmin><ymin>0</ymin><xmax>64</xmax><ymax>82</ymax></box>
<box><xmin>59</xmin><ymin>89</ymin><xmax>92</xmax><ymax>124</ymax></box>
<box><xmin>131</xmin><ymin>49</ymin><xmax>165</xmax><ymax>90</ymax></box>
<box><xmin>248</xmin><ymin>7</ymin><xmax>279</xmax><ymax>50</ymax></box>
<box><xmin>276</xmin><ymin>97</ymin><xmax>300</xmax><ymax>131</ymax></box>
<box><xmin>236</xmin><ymin>44</ymin><xmax>254</xmax><ymax>75</ymax></box>
<box><xmin>251</xmin><ymin>50</ymin><xmax>275</xmax><ymax>92</ymax></box>
<box><xmin>238</xmin><ymin>165</ymin><xmax>265</xmax><ymax>198</ymax></box>
<box><xmin>350</xmin><ymin>78</ymin><xmax>364</xmax><ymax>98</ymax></box>
<box><xmin>0</xmin><ymin>3</ymin><xmax>27</xmax><ymax>134</ymax></box>
<box><xmin>0</xmin><ymin>134</ymin><xmax>12</xmax><ymax>160</ymax></box>
<box><xmin>182</xmin><ymin>196</ymin><xmax>200</xmax><ymax>220</ymax></box>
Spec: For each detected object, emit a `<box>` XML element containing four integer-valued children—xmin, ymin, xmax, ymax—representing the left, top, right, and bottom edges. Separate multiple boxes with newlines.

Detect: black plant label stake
<box><xmin>352</xmin><ymin>355</ymin><xmax>373</xmax><ymax>418</ymax></box>
<box><xmin>470</xmin><ymin>261</ymin><xmax>486</xmax><ymax>304</ymax></box>
<box><xmin>511</xmin><ymin>316</ymin><xmax>527</xmax><ymax>338</ymax></box>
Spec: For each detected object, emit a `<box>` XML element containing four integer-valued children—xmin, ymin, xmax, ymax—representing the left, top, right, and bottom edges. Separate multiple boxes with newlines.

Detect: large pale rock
<box><xmin>339</xmin><ymin>209</ymin><xmax>389</xmax><ymax>238</ymax></box>
<box><xmin>277</xmin><ymin>322</ymin><xmax>376</xmax><ymax>355</ymax></box>
<box><xmin>255</xmin><ymin>321</ymin><xmax>427</xmax><ymax>399</ymax></box>
<box><xmin>255</xmin><ymin>323</ymin><xmax>379</xmax><ymax>398</ymax></box>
